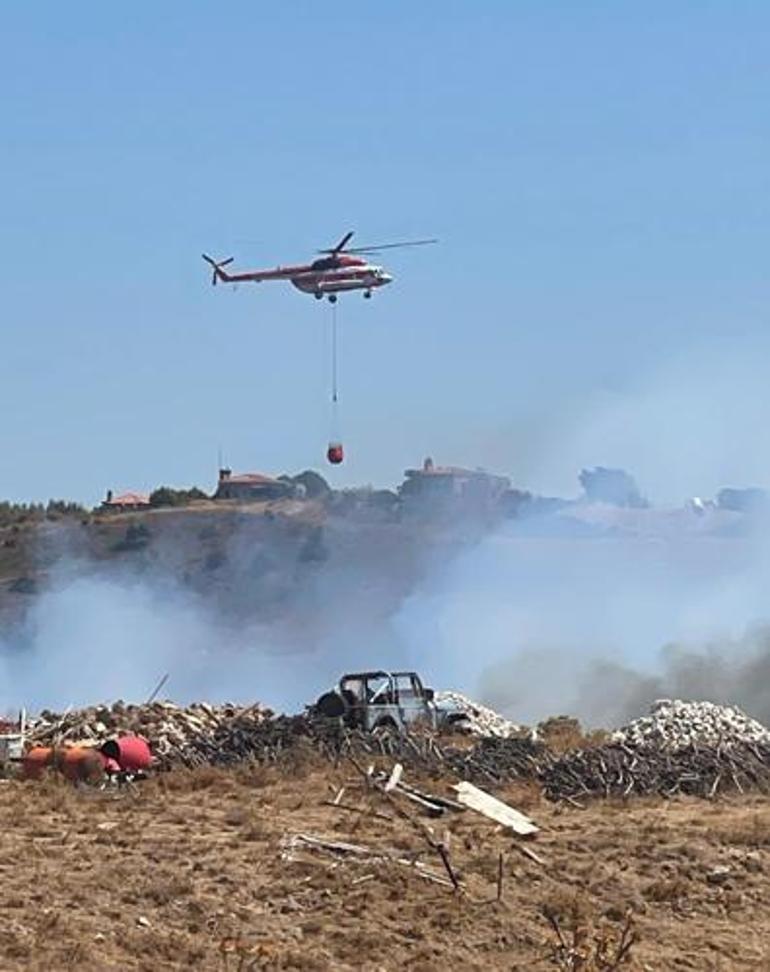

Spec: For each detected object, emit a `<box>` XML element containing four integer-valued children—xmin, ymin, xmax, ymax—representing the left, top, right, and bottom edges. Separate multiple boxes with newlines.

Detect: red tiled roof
<box><xmin>105</xmin><ymin>492</ymin><xmax>150</xmax><ymax>506</ymax></box>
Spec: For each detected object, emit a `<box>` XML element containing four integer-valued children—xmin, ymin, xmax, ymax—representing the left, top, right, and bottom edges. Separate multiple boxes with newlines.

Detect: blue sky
<box><xmin>2</xmin><ymin>2</ymin><xmax>770</xmax><ymax>505</ymax></box>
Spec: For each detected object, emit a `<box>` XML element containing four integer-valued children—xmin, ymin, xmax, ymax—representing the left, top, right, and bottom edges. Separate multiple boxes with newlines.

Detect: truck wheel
<box><xmin>314</xmin><ymin>691</ymin><xmax>346</xmax><ymax>719</ymax></box>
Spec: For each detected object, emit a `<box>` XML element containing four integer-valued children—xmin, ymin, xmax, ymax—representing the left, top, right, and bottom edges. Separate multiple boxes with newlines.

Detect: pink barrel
<box><xmin>100</xmin><ymin>735</ymin><xmax>152</xmax><ymax>771</ymax></box>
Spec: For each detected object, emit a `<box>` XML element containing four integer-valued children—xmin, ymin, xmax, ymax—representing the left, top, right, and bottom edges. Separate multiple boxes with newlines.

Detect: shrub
<box><xmin>290</xmin><ymin>469</ymin><xmax>331</xmax><ymax>499</ymax></box>
<box><xmin>149</xmin><ymin>486</ymin><xmax>209</xmax><ymax>508</ymax></box>
<box><xmin>112</xmin><ymin>523</ymin><xmax>151</xmax><ymax>552</ymax></box>
<box><xmin>0</xmin><ymin>500</ymin><xmax>86</xmax><ymax>528</ymax></box>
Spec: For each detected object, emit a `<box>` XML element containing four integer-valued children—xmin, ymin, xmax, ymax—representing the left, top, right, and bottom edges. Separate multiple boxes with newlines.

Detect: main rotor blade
<box><xmin>317</xmin><ymin>231</ymin><xmax>355</xmax><ymax>255</ymax></box>
<box><xmin>333</xmin><ymin>230</ymin><xmax>354</xmax><ymax>252</ymax></box>
<box><xmin>344</xmin><ymin>238</ymin><xmax>438</xmax><ymax>253</ymax></box>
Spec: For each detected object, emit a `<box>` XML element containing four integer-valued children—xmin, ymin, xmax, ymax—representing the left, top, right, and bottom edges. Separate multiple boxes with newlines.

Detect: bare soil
<box><xmin>0</xmin><ymin>757</ymin><xmax>768</xmax><ymax>971</ymax></box>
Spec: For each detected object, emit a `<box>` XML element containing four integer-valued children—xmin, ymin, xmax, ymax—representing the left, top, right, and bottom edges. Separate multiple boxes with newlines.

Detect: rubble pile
<box><xmin>435</xmin><ymin>691</ymin><xmax>523</xmax><ymax>738</ymax></box>
<box><xmin>611</xmin><ymin>699</ymin><xmax>770</xmax><ymax>751</ymax></box>
<box><xmin>27</xmin><ymin>701</ymin><xmax>272</xmax><ymax>767</ymax></box>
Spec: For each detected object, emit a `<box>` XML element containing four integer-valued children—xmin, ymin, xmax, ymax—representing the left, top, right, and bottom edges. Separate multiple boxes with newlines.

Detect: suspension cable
<box><xmin>331</xmin><ymin>300</ymin><xmax>338</xmax><ymax>405</ymax></box>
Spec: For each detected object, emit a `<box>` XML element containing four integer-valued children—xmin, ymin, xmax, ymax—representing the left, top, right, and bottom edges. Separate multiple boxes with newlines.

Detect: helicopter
<box><xmin>202</xmin><ymin>231</ymin><xmax>435</xmax><ymax>302</ymax></box>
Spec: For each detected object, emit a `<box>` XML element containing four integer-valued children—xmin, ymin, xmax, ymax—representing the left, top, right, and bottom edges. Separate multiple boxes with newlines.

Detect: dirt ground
<box><xmin>0</xmin><ymin>756</ymin><xmax>768</xmax><ymax>971</ymax></box>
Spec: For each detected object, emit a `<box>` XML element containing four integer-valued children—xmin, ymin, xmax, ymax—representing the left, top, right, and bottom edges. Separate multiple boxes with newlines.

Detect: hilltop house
<box><xmin>399</xmin><ymin>457</ymin><xmax>510</xmax><ymax>511</ymax></box>
<box><xmin>101</xmin><ymin>490</ymin><xmax>151</xmax><ymax>512</ymax></box>
<box><xmin>214</xmin><ymin>468</ymin><xmax>295</xmax><ymax>502</ymax></box>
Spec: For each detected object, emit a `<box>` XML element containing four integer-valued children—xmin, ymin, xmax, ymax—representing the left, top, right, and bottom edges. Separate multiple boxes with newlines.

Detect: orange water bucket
<box><xmin>327</xmin><ymin>442</ymin><xmax>344</xmax><ymax>465</ymax></box>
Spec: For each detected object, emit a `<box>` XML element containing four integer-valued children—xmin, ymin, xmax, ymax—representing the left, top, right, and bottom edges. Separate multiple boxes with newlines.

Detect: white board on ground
<box><xmin>451</xmin><ymin>782</ymin><xmax>539</xmax><ymax>836</ymax></box>
<box><xmin>384</xmin><ymin>763</ymin><xmax>403</xmax><ymax>793</ymax></box>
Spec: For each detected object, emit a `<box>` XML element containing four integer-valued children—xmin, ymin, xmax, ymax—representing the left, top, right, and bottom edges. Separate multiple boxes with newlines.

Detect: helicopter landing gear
<box><xmin>363</xmin><ymin>290</ymin><xmax>372</xmax><ymax>299</ymax></box>
<box><xmin>327</xmin><ymin>294</ymin><xmax>337</xmax><ymax>304</ymax></box>
<box><xmin>314</xmin><ymin>291</ymin><xmax>323</xmax><ymax>300</ymax></box>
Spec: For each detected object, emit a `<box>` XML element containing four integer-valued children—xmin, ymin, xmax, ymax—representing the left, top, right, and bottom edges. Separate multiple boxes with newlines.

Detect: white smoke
<box><xmin>1</xmin><ymin>572</ymin><xmax>263</xmax><ymax>712</ymax></box>
<box><xmin>393</xmin><ymin>508</ymin><xmax>770</xmax><ymax>726</ymax></box>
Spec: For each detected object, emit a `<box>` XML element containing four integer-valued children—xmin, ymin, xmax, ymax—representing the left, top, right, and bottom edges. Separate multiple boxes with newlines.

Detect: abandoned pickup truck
<box><xmin>313</xmin><ymin>670</ymin><xmax>468</xmax><ymax>733</ymax></box>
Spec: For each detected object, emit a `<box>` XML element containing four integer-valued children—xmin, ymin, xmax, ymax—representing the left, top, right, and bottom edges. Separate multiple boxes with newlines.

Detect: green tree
<box><xmin>149</xmin><ymin>486</ymin><xmax>209</xmax><ymax>508</ymax></box>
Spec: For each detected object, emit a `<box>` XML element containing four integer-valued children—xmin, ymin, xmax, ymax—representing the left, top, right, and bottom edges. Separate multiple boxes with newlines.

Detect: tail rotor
<box><xmin>202</xmin><ymin>254</ymin><xmax>234</xmax><ymax>286</ymax></box>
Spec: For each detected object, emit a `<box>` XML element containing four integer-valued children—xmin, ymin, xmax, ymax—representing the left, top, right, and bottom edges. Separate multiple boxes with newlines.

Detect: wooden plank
<box><xmin>283</xmin><ymin>833</ymin><xmax>457</xmax><ymax>889</ymax></box>
<box><xmin>384</xmin><ymin>762</ymin><xmax>403</xmax><ymax>793</ymax></box>
<box><xmin>396</xmin><ymin>781</ymin><xmax>467</xmax><ymax>813</ymax></box>
<box><xmin>511</xmin><ymin>841</ymin><xmax>546</xmax><ymax>866</ymax></box>
<box><xmin>451</xmin><ymin>781</ymin><xmax>539</xmax><ymax>836</ymax></box>
<box><xmin>392</xmin><ymin>786</ymin><xmax>446</xmax><ymax>817</ymax></box>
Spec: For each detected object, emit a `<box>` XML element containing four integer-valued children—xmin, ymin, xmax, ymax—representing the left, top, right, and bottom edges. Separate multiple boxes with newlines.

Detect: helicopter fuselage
<box><xmin>290</xmin><ymin>263</ymin><xmax>393</xmax><ymax>296</ymax></box>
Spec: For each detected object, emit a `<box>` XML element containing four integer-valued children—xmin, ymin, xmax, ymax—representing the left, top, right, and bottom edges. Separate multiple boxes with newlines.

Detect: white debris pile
<box><xmin>436</xmin><ymin>691</ymin><xmax>523</xmax><ymax>738</ymax></box>
<box><xmin>27</xmin><ymin>700</ymin><xmax>272</xmax><ymax>764</ymax></box>
<box><xmin>612</xmin><ymin>698</ymin><xmax>770</xmax><ymax>751</ymax></box>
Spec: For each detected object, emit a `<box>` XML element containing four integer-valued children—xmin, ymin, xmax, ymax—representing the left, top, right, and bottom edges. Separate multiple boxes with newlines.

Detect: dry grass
<box><xmin>0</xmin><ymin>767</ymin><xmax>768</xmax><ymax>969</ymax></box>
<box><xmin>714</xmin><ymin>810</ymin><xmax>770</xmax><ymax>847</ymax></box>
<box><xmin>543</xmin><ymin>896</ymin><xmax>637</xmax><ymax>971</ymax></box>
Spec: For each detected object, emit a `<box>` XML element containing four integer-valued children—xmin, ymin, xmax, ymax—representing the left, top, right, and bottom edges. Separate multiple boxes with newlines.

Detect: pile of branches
<box><xmin>182</xmin><ymin>717</ymin><xmax>770</xmax><ymax>802</ymax></box>
<box><xmin>541</xmin><ymin>740</ymin><xmax>770</xmax><ymax>801</ymax></box>
<box><xmin>165</xmin><ymin>714</ymin><xmax>454</xmax><ymax>771</ymax></box>
<box><xmin>172</xmin><ymin>714</ymin><xmax>319</xmax><ymax>768</ymax></box>
<box><xmin>169</xmin><ymin>712</ymin><xmax>552</xmax><ymax>784</ymax></box>
<box><xmin>442</xmin><ymin>735</ymin><xmax>553</xmax><ymax>785</ymax></box>
<box><xmin>313</xmin><ymin>722</ymin><xmax>549</xmax><ymax>782</ymax></box>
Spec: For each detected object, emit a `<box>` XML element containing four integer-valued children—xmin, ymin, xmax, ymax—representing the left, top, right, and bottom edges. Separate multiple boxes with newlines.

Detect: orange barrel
<box><xmin>22</xmin><ymin>746</ymin><xmax>54</xmax><ymax>780</ymax></box>
<box><xmin>55</xmin><ymin>746</ymin><xmax>106</xmax><ymax>783</ymax></box>
<box><xmin>327</xmin><ymin>442</ymin><xmax>344</xmax><ymax>465</ymax></box>
<box><xmin>100</xmin><ymin>736</ymin><xmax>152</xmax><ymax>772</ymax></box>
